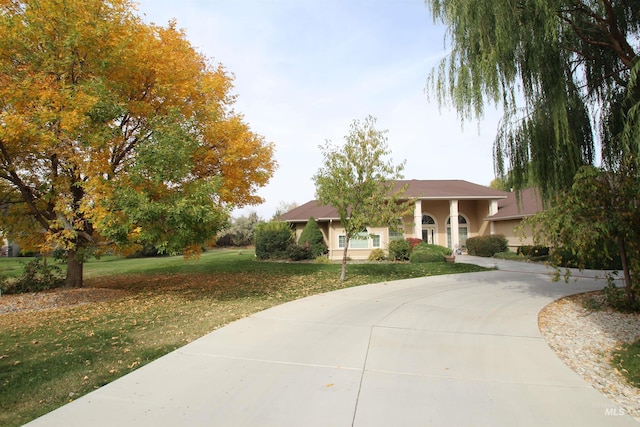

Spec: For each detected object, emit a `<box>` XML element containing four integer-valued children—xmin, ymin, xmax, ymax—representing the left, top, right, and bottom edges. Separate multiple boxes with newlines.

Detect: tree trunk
<box><xmin>340</xmin><ymin>239</ymin><xmax>349</xmax><ymax>281</ymax></box>
<box><xmin>618</xmin><ymin>236</ymin><xmax>635</xmax><ymax>305</ymax></box>
<box><xmin>65</xmin><ymin>249</ymin><xmax>84</xmax><ymax>288</ymax></box>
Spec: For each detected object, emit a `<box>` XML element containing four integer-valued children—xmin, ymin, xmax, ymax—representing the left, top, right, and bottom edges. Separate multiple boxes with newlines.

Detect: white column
<box><xmin>414</xmin><ymin>200</ymin><xmax>422</xmax><ymax>239</ymax></box>
<box><xmin>449</xmin><ymin>199</ymin><xmax>459</xmax><ymax>250</ymax></box>
<box><xmin>489</xmin><ymin>200</ymin><xmax>498</xmax><ymax>235</ymax></box>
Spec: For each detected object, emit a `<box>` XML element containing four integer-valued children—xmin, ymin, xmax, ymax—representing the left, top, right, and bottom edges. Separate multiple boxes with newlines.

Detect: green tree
<box><xmin>525</xmin><ymin>166</ymin><xmax>639</xmax><ymax>309</ymax></box>
<box><xmin>217</xmin><ymin>212</ymin><xmax>261</xmax><ymax>247</ymax></box>
<box><xmin>0</xmin><ymin>0</ymin><xmax>275</xmax><ymax>287</ymax></box>
<box><xmin>297</xmin><ymin>217</ymin><xmax>327</xmax><ymax>258</ymax></box>
<box><xmin>313</xmin><ymin>116</ymin><xmax>410</xmax><ymax>281</ymax></box>
<box><xmin>425</xmin><ymin>0</ymin><xmax>640</xmax><ymax>308</ymax></box>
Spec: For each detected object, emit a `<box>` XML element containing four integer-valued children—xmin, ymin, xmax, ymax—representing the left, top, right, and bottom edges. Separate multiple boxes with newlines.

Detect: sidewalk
<box><xmin>25</xmin><ymin>257</ymin><xmax>637</xmax><ymax>426</ymax></box>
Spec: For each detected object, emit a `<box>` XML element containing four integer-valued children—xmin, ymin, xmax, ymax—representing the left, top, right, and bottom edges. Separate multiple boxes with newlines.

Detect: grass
<box><xmin>612</xmin><ymin>338</ymin><xmax>640</xmax><ymax>388</ymax></box>
<box><xmin>0</xmin><ymin>249</ymin><xmax>486</xmax><ymax>426</ymax></box>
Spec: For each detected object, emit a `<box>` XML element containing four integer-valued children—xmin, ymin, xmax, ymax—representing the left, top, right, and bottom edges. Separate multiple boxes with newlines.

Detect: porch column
<box><xmin>449</xmin><ymin>199</ymin><xmax>459</xmax><ymax>250</ymax></box>
<box><xmin>413</xmin><ymin>200</ymin><xmax>422</xmax><ymax>239</ymax></box>
<box><xmin>489</xmin><ymin>200</ymin><xmax>499</xmax><ymax>235</ymax></box>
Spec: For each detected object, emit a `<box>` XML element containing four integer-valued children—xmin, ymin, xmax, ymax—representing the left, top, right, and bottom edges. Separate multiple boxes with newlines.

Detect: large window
<box><xmin>447</xmin><ymin>215</ymin><xmax>469</xmax><ymax>248</ymax></box>
<box><xmin>389</xmin><ymin>218</ymin><xmax>404</xmax><ymax>241</ymax></box>
<box><xmin>350</xmin><ymin>232</ymin><xmax>369</xmax><ymax>249</ymax></box>
<box><xmin>338</xmin><ymin>231</ymin><xmax>380</xmax><ymax>249</ymax></box>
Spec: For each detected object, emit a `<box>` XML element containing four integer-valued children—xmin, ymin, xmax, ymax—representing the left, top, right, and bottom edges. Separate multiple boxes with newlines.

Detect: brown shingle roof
<box><xmin>488</xmin><ymin>188</ymin><xmax>543</xmax><ymax>221</ymax></box>
<box><xmin>278</xmin><ymin>180</ymin><xmax>510</xmax><ymax>222</ymax></box>
<box><xmin>277</xmin><ymin>200</ymin><xmax>339</xmax><ymax>222</ymax></box>
<box><xmin>396</xmin><ymin>180</ymin><xmax>508</xmax><ymax>199</ymax></box>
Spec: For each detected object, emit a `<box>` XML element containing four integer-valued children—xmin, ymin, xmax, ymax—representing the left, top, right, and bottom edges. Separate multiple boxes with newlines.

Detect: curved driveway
<box><xmin>26</xmin><ymin>256</ymin><xmax>638</xmax><ymax>426</ymax></box>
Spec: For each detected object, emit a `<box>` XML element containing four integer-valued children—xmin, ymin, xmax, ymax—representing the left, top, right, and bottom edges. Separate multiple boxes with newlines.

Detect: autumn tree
<box><xmin>313</xmin><ymin>116</ymin><xmax>410</xmax><ymax>281</ymax></box>
<box><xmin>0</xmin><ymin>0</ymin><xmax>276</xmax><ymax>287</ymax></box>
<box><xmin>425</xmin><ymin>0</ymin><xmax>640</xmax><ymax>307</ymax></box>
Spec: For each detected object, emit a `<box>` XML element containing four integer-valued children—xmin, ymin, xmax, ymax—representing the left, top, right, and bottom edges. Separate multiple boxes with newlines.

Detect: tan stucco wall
<box><xmin>325</xmin><ymin>223</ymin><xmax>389</xmax><ymax>260</ymax></box>
<box><xmin>491</xmin><ymin>220</ymin><xmax>535</xmax><ymax>251</ymax></box>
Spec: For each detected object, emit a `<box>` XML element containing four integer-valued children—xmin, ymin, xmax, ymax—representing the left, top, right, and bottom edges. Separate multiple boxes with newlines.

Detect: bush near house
<box><xmin>406</xmin><ymin>238</ymin><xmax>422</xmax><ymax>251</ymax></box>
<box><xmin>388</xmin><ymin>239</ymin><xmax>411</xmax><ymax>261</ymax></box>
<box><xmin>254</xmin><ymin>221</ymin><xmax>294</xmax><ymax>260</ymax></box>
<box><xmin>410</xmin><ymin>243</ymin><xmax>453</xmax><ymax>263</ymax></box>
<box><xmin>368</xmin><ymin>248</ymin><xmax>387</xmax><ymax>261</ymax></box>
<box><xmin>297</xmin><ymin>217</ymin><xmax>327</xmax><ymax>259</ymax></box>
<box><xmin>466</xmin><ymin>235</ymin><xmax>508</xmax><ymax>257</ymax></box>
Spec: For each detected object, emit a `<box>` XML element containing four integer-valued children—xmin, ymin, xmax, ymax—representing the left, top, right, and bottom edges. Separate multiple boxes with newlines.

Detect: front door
<box><xmin>422</xmin><ymin>227</ymin><xmax>436</xmax><ymax>244</ymax></box>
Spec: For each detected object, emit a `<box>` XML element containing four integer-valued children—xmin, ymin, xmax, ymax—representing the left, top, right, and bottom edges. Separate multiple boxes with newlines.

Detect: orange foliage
<box><xmin>0</xmin><ymin>0</ymin><xmax>276</xmax><ymax>276</ymax></box>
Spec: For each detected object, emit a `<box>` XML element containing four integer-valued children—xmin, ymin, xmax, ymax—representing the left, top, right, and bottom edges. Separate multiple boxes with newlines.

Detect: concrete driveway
<box><xmin>26</xmin><ymin>256</ymin><xmax>638</xmax><ymax>426</ymax></box>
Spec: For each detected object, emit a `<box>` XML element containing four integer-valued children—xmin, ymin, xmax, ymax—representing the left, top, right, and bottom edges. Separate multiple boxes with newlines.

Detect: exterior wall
<box><xmin>325</xmin><ymin>222</ymin><xmax>389</xmax><ymax>261</ymax></box>
<box><xmin>491</xmin><ymin>220</ymin><xmax>535</xmax><ymax>251</ymax></box>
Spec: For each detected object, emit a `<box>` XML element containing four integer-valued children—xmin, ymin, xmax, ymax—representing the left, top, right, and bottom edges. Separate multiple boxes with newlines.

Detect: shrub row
<box><xmin>466</xmin><ymin>235</ymin><xmax>508</xmax><ymax>257</ymax></box>
<box><xmin>254</xmin><ymin>218</ymin><xmax>327</xmax><ymax>261</ymax></box>
<box><xmin>388</xmin><ymin>239</ymin><xmax>452</xmax><ymax>263</ymax></box>
<box><xmin>410</xmin><ymin>243</ymin><xmax>452</xmax><ymax>263</ymax></box>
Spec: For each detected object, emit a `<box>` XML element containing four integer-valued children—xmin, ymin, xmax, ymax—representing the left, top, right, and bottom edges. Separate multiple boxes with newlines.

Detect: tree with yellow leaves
<box><xmin>0</xmin><ymin>0</ymin><xmax>276</xmax><ymax>287</ymax></box>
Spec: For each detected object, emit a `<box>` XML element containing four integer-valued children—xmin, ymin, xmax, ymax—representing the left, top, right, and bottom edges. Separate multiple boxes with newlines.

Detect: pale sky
<box><xmin>135</xmin><ymin>0</ymin><xmax>502</xmax><ymax>219</ymax></box>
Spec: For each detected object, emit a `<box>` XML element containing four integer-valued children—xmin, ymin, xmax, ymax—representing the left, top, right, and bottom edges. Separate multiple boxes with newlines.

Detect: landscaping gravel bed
<box><xmin>539</xmin><ymin>293</ymin><xmax>640</xmax><ymax>421</ymax></box>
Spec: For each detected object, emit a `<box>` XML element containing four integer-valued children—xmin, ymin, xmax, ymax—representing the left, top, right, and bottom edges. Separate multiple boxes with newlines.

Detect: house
<box><xmin>279</xmin><ymin>180</ymin><xmax>542</xmax><ymax>260</ymax></box>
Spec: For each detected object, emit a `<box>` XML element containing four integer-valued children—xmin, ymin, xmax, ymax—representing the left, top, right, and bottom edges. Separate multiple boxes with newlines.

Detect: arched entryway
<box><xmin>421</xmin><ymin>214</ymin><xmax>437</xmax><ymax>244</ymax></box>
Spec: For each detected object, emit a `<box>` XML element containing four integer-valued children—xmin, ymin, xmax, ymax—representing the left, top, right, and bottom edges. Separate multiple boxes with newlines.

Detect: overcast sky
<box><xmin>135</xmin><ymin>0</ymin><xmax>502</xmax><ymax>219</ymax></box>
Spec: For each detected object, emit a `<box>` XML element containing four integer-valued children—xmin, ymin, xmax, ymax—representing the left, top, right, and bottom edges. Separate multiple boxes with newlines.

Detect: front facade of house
<box><xmin>279</xmin><ymin>180</ymin><xmax>543</xmax><ymax>261</ymax></box>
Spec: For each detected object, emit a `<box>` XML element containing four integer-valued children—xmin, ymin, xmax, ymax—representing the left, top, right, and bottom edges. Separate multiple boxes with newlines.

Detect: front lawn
<box><xmin>613</xmin><ymin>338</ymin><xmax>640</xmax><ymax>388</ymax></box>
<box><xmin>0</xmin><ymin>250</ymin><xmax>486</xmax><ymax>426</ymax></box>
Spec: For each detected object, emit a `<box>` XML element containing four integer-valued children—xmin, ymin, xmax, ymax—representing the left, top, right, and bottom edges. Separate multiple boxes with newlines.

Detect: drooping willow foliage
<box><xmin>426</xmin><ymin>0</ymin><xmax>640</xmax><ymax>308</ymax></box>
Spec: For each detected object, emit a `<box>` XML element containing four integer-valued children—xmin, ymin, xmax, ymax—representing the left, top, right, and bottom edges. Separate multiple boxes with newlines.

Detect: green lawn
<box><xmin>613</xmin><ymin>338</ymin><xmax>640</xmax><ymax>388</ymax></box>
<box><xmin>0</xmin><ymin>250</ymin><xmax>486</xmax><ymax>426</ymax></box>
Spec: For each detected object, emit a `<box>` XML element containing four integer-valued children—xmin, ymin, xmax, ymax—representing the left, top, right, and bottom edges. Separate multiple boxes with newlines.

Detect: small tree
<box><xmin>297</xmin><ymin>217</ymin><xmax>327</xmax><ymax>259</ymax></box>
<box><xmin>313</xmin><ymin>116</ymin><xmax>411</xmax><ymax>280</ymax></box>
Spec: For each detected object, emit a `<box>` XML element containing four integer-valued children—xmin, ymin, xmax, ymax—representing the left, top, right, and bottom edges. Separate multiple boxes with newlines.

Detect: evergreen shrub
<box><xmin>388</xmin><ymin>239</ymin><xmax>411</xmax><ymax>261</ymax></box>
<box><xmin>466</xmin><ymin>235</ymin><xmax>508</xmax><ymax>257</ymax></box>
<box><xmin>368</xmin><ymin>248</ymin><xmax>387</xmax><ymax>261</ymax></box>
<box><xmin>410</xmin><ymin>243</ymin><xmax>452</xmax><ymax>263</ymax></box>
<box><xmin>254</xmin><ymin>221</ymin><xmax>294</xmax><ymax>260</ymax></box>
<box><xmin>297</xmin><ymin>217</ymin><xmax>327</xmax><ymax>258</ymax></box>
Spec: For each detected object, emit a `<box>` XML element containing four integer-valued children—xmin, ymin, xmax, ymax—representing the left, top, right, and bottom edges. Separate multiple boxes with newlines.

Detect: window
<box><xmin>389</xmin><ymin>218</ymin><xmax>404</xmax><ymax>241</ymax></box>
<box><xmin>337</xmin><ymin>231</ymin><xmax>379</xmax><ymax>248</ymax></box>
<box><xmin>350</xmin><ymin>232</ymin><xmax>369</xmax><ymax>249</ymax></box>
<box><xmin>422</xmin><ymin>215</ymin><xmax>435</xmax><ymax>224</ymax></box>
<box><xmin>447</xmin><ymin>215</ymin><xmax>469</xmax><ymax>248</ymax></box>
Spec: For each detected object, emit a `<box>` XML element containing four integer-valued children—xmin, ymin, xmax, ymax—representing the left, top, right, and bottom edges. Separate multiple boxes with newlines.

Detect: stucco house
<box><xmin>279</xmin><ymin>180</ymin><xmax>543</xmax><ymax>260</ymax></box>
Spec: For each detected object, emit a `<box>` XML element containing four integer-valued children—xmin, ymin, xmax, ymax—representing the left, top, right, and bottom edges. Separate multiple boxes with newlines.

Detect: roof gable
<box><xmin>488</xmin><ymin>188</ymin><xmax>544</xmax><ymax>221</ymax></box>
